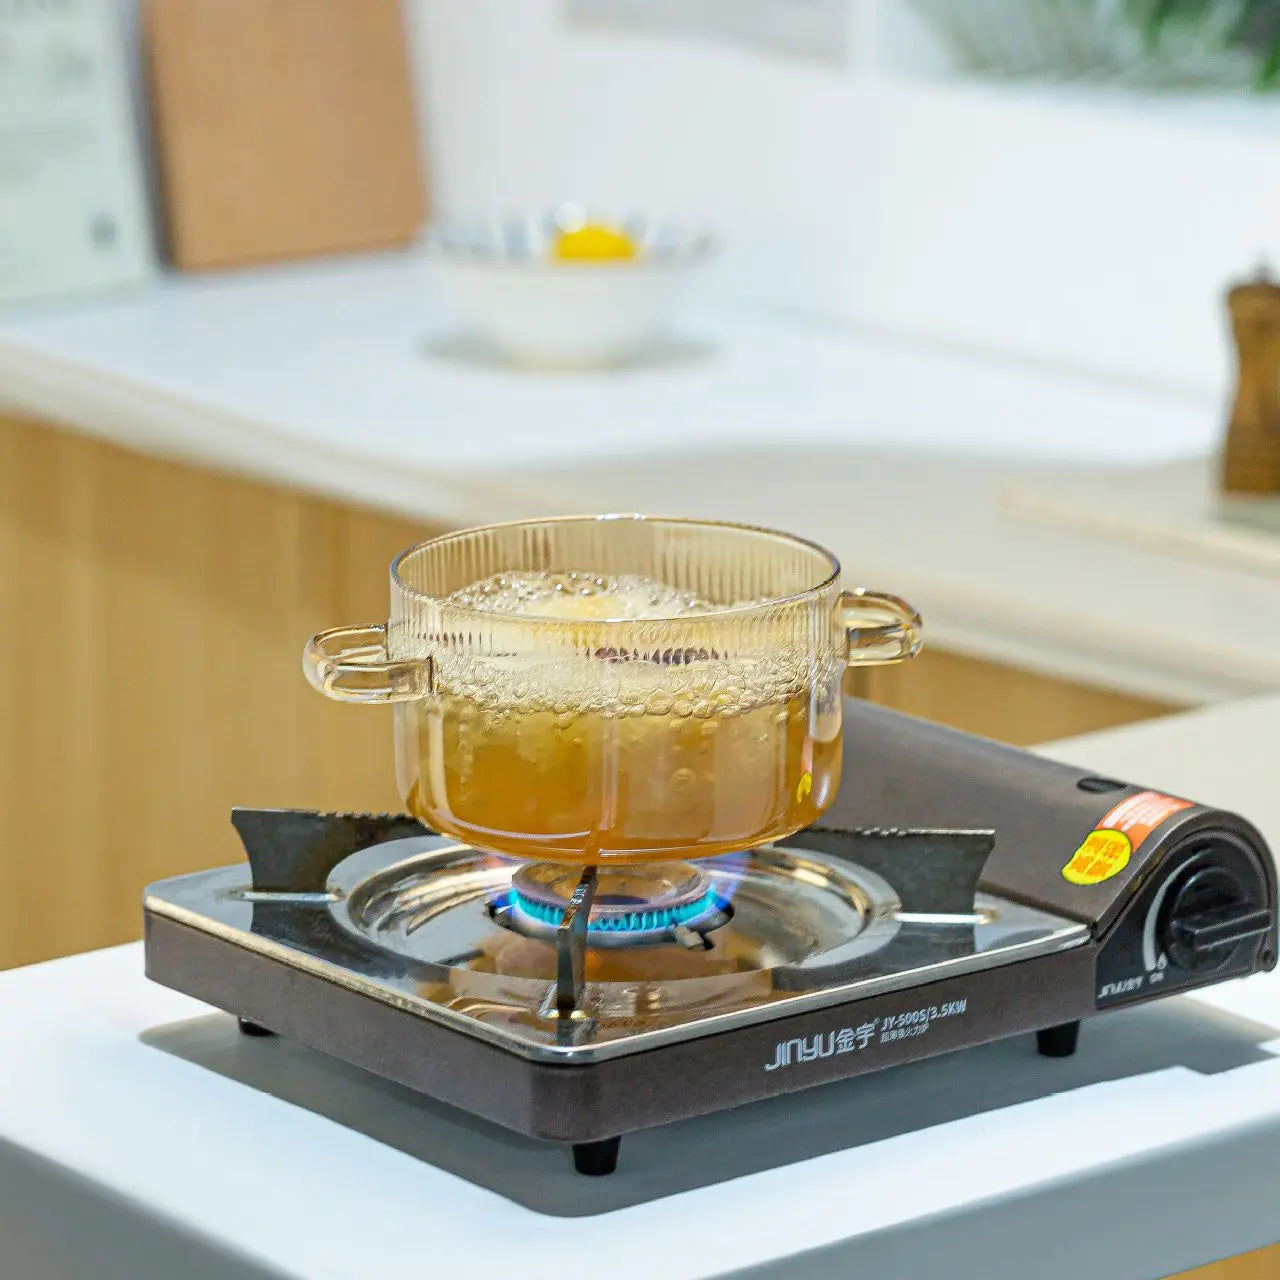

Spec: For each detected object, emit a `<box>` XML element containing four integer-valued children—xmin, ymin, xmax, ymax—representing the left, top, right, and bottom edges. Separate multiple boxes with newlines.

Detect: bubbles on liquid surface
<box><xmin>432</xmin><ymin>569</ymin><xmax>838</xmax><ymax>722</ymax></box>
<box><xmin>445</xmin><ymin>570</ymin><xmax>726</xmax><ymax>621</ymax></box>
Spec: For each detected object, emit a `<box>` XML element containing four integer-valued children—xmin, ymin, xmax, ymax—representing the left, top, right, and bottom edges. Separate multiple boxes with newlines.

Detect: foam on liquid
<box><xmin>434</xmin><ymin>568</ymin><xmax>832</xmax><ymax>721</ymax></box>
<box><xmin>446</xmin><ymin>570</ymin><xmax>724</xmax><ymax>621</ymax></box>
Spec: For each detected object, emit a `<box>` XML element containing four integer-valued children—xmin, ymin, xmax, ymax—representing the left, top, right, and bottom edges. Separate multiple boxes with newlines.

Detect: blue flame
<box><xmin>510</xmin><ymin>885</ymin><xmax>729</xmax><ymax>934</ymax></box>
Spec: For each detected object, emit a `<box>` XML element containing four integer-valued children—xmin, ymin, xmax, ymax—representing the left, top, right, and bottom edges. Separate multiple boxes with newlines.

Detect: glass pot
<box><xmin>303</xmin><ymin>515</ymin><xmax>922</xmax><ymax>866</ymax></box>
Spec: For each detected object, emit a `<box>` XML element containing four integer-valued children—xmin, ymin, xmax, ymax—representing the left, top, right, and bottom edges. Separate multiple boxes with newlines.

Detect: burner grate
<box><xmin>145</xmin><ymin>816</ymin><xmax>1098</xmax><ymax>1063</ymax></box>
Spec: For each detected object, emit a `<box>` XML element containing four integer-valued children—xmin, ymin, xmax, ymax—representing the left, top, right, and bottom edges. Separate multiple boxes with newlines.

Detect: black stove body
<box><xmin>143</xmin><ymin>702</ymin><xmax>1277</xmax><ymax>1175</ymax></box>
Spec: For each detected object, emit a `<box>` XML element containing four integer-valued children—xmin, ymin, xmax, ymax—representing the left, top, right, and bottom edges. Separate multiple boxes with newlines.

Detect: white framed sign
<box><xmin>0</xmin><ymin>0</ymin><xmax>154</xmax><ymax>307</ymax></box>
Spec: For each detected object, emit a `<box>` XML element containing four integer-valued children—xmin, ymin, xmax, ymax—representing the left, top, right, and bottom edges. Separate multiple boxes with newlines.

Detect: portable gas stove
<box><xmin>144</xmin><ymin>701</ymin><xmax>1278</xmax><ymax>1176</ymax></box>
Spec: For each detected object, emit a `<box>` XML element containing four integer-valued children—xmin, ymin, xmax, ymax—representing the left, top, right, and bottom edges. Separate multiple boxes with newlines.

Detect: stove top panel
<box><xmin>146</xmin><ymin>830</ymin><xmax>1088</xmax><ymax>1063</ymax></box>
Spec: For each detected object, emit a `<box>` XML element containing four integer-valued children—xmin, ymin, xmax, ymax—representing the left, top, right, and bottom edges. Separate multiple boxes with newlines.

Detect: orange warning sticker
<box><xmin>1062</xmin><ymin>790</ymin><xmax>1192</xmax><ymax>886</ymax></box>
<box><xmin>1097</xmin><ymin>790</ymin><xmax>1194</xmax><ymax>845</ymax></box>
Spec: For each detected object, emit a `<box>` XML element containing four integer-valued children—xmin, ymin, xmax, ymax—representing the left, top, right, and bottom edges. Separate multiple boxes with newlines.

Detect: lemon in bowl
<box><xmin>551</xmin><ymin>221</ymin><xmax>640</xmax><ymax>263</ymax></box>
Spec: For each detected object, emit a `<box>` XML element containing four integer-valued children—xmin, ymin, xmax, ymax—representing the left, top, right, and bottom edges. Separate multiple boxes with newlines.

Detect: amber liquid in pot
<box><xmin>407</xmin><ymin>694</ymin><xmax>839</xmax><ymax>864</ymax></box>
<box><xmin>401</xmin><ymin>571</ymin><xmax>841</xmax><ymax>865</ymax></box>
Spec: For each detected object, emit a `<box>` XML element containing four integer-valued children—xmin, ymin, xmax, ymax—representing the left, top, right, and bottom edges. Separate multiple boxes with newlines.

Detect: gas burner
<box><xmin>142</xmin><ymin>701</ymin><xmax>1278</xmax><ymax>1179</ymax></box>
<box><xmin>319</xmin><ymin>837</ymin><xmax>907</xmax><ymax>1024</ymax></box>
<box><xmin>496</xmin><ymin>861</ymin><xmax>733</xmax><ymax>947</ymax></box>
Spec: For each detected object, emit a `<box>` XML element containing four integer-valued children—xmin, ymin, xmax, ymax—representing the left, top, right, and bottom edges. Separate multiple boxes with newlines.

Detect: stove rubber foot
<box><xmin>1036</xmin><ymin>1021</ymin><xmax>1080</xmax><ymax>1058</ymax></box>
<box><xmin>237</xmin><ymin>1018</ymin><xmax>275</xmax><ymax>1038</ymax></box>
<box><xmin>572</xmin><ymin>1137</ymin><xmax>621</xmax><ymax>1176</ymax></box>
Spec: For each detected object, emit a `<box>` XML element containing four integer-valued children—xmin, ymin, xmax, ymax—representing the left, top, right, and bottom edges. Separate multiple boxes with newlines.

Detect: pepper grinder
<box><xmin>1221</xmin><ymin>269</ymin><xmax>1280</xmax><ymax>527</ymax></box>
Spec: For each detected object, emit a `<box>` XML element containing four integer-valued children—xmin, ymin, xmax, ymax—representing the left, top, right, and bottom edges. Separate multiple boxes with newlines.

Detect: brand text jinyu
<box><xmin>764</xmin><ymin>999</ymin><xmax>968</xmax><ymax>1072</ymax></box>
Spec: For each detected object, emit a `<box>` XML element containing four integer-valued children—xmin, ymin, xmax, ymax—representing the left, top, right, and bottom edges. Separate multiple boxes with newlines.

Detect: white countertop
<box><xmin>2</xmin><ymin>697</ymin><xmax>1280</xmax><ymax>1279</ymax></box>
<box><xmin>2</xmin><ymin>253</ymin><xmax>1279</xmax><ymax>703</ymax></box>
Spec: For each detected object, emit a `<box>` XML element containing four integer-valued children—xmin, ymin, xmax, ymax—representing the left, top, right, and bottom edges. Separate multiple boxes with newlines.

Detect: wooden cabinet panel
<box><xmin>0</xmin><ymin>413</ymin><xmax>443</xmax><ymax>970</ymax></box>
<box><xmin>1170</xmin><ymin>1244</ymin><xmax>1280</xmax><ymax>1278</ymax></box>
<box><xmin>858</xmin><ymin>647</ymin><xmax>1180</xmax><ymax>746</ymax></box>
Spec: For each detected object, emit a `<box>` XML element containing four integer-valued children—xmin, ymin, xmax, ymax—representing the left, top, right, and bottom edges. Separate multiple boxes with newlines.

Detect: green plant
<box><xmin>1136</xmin><ymin>0</ymin><xmax>1280</xmax><ymax>86</ymax></box>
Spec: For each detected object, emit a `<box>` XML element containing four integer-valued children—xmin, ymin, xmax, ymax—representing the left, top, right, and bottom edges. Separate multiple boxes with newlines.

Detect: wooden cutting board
<box><xmin>145</xmin><ymin>0</ymin><xmax>426</xmax><ymax>270</ymax></box>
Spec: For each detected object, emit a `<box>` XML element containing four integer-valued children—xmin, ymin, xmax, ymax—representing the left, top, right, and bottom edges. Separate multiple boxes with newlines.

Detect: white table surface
<box><xmin>2</xmin><ymin>697</ymin><xmax>1280</xmax><ymax>1279</ymax></box>
<box><xmin>3</xmin><ymin>253</ymin><xmax>1279</xmax><ymax>704</ymax></box>
<box><xmin>0</xmin><ymin>251</ymin><xmax>1221</xmax><ymax>481</ymax></box>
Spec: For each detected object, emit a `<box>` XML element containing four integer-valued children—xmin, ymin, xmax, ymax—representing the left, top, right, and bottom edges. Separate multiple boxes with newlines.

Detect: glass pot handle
<box><xmin>837</xmin><ymin>589</ymin><xmax>923</xmax><ymax>666</ymax></box>
<box><xmin>302</xmin><ymin>624</ymin><xmax>433</xmax><ymax>703</ymax></box>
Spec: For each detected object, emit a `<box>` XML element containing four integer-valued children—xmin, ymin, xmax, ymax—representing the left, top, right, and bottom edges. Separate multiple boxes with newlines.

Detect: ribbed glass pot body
<box><xmin>304</xmin><ymin>516</ymin><xmax>922</xmax><ymax>866</ymax></box>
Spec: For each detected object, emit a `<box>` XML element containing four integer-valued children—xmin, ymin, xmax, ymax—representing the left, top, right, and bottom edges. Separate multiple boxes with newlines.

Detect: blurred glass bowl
<box><xmin>425</xmin><ymin>206</ymin><xmax>718</xmax><ymax>369</ymax></box>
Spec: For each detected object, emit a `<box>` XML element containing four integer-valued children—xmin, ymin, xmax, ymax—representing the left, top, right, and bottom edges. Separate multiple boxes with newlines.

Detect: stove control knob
<box><xmin>1157</xmin><ymin>865</ymin><xmax>1272</xmax><ymax>973</ymax></box>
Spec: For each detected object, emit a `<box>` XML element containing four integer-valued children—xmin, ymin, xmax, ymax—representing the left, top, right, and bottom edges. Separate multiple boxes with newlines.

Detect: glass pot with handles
<box><xmin>303</xmin><ymin>515</ymin><xmax>922</xmax><ymax>867</ymax></box>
